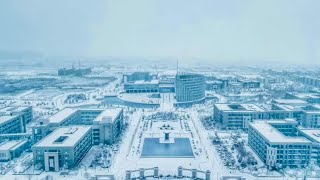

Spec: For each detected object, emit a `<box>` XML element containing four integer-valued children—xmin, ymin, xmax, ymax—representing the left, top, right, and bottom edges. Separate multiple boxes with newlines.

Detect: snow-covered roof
<box><xmin>93</xmin><ymin>108</ymin><xmax>122</xmax><ymax>123</ymax></box>
<box><xmin>215</xmin><ymin>103</ymin><xmax>265</xmax><ymax>112</ymax></box>
<box><xmin>49</xmin><ymin>108</ymin><xmax>78</xmax><ymax>124</ymax></box>
<box><xmin>298</xmin><ymin>129</ymin><xmax>320</xmax><ymax>143</ymax></box>
<box><xmin>0</xmin><ymin>106</ymin><xmax>31</xmax><ymax>116</ymax></box>
<box><xmin>0</xmin><ymin>115</ymin><xmax>19</xmax><ymax>125</ymax></box>
<box><xmin>0</xmin><ymin>140</ymin><xmax>28</xmax><ymax>151</ymax></box>
<box><xmin>133</xmin><ymin>80</ymin><xmax>159</xmax><ymax>85</ymax></box>
<box><xmin>249</xmin><ymin>121</ymin><xmax>310</xmax><ymax>144</ymax></box>
<box><xmin>33</xmin><ymin>126</ymin><xmax>91</xmax><ymax>148</ymax></box>
<box><xmin>272</xmin><ymin>99</ymin><xmax>307</xmax><ymax>105</ymax></box>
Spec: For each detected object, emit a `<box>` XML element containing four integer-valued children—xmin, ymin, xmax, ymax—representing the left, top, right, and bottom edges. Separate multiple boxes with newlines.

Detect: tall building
<box><xmin>32</xmin><ymin>126</ymin><xmax>92</xmax><ymax>171</ymax></box>
<box><xmin>248</xmin><ymin>120</ymin><xmax>312</xmax><ymax>168</ymax></box>
<box><xmin>175</xmin><ymin>73</ymin><xmax>205</xmax><ymax>103</ymax></box>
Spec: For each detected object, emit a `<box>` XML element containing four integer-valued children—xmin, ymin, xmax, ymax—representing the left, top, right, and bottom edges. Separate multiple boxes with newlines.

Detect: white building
<box><xmin>32</xmin><ymin>108</ymin><xmax>124</xmax><ymax>145</ymax></box>
<box><xmin>175</xmin><ymin>72</ymin><xmax>205</xmax><ymax>103</ymax></box>
<box><xmin>248</xmin><ymin>120</ymin><xmax>312</xmax><ymax>168</ymax></box>
<box><xmin>0</xmin><ymin>140</ymin><xmax>29</xmax><ymax>161</ymax></box>
<box><xmin>32</xmin><ymin>126</ymin><xmax>92</xmax><ymax>171</ymax></box>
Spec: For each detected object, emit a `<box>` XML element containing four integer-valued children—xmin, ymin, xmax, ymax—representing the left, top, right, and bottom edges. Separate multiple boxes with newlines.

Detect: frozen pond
<box><xmin>141</xmin><ymin>138</ymin><xmax>194</xmax><ymax>158</ymax></box>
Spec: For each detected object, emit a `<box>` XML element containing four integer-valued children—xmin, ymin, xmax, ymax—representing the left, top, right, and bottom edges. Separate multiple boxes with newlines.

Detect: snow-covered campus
<box><xmin>0</xmin><ymin>60</ymin><xmax>320</xmax><ymax>180</ymax></box>
<box><xmin>1</xmin><ymin>1</ymin><xmax>320</xmax><ymax>179</ymax></box>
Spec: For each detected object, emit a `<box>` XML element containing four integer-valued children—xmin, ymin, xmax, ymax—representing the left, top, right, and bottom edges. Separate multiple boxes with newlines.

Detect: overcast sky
<box><xmin>0</xmin><ymin>0</ymin><xmax>319</xmax><ymax>63</ymax></box>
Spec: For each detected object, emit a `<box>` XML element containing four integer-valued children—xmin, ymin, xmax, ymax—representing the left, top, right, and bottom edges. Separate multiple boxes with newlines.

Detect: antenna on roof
<box><xmin>176</xmin><ymin>59</ymin><xmax>179</xmax><ymax>74</ymax></box>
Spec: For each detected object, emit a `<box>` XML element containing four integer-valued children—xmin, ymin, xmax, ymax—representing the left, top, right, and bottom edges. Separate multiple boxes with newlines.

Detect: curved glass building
<box><xmin>175</xmin><ymin>72</ymin><xmax>205</xmax><ymax>103</ymax></box>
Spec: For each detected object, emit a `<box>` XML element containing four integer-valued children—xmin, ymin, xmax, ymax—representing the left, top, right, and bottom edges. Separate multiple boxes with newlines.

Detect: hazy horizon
<box><xmin>0</xmin><ymin>0</ymin><xmax>319</xmax><ymax>64</ymax></box>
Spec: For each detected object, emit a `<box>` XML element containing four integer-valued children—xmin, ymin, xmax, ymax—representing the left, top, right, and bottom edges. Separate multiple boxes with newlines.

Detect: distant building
<box><xmin>58</xmin><ymin>67</ymin><xmax>91</xmax><ymax>76</ymax></box>
<box><xmin>124</xmin><ymin>80</ymin><xmax>159</xmax><ymax>93</ymax></box>
<box><xmin>175</xmin><ymin>73</ymin><xmax>205</xmax><ymax>103</ymax></box>
<box><xmin>248</xmin><ymin>120</ymin><xmax>312</xmax><ymax>168</ymax></box>
<box><xmin>123</xmin><ymin>72</ymin><xmax>157</xmax><ymax>83</ymax></box>
<box><xmin>285</xmin><ymin>92</ymin><xmax>320</xmax><ymax>104</ymax></box>
<box><xmin>294</xmin><ymin>75</ymin><xmax>320</xmax><ymax>87</ymax></box>
<box><xmin>239</xmin><ymin>80</ymin><xmax>261</xmax><ymax>88</ymax></box>
<box><xmin>33</xmin><ymin>126</ymin><xmax>92</xmax><ymax>171</ymax></box>
<box><xmin>123</xmin><ymin>72</ymin><xmax>159</xmax><ymax>93</ymax></box>
<box><xmin>0</xmin><ymin>140</ymin><xmax>29</xmax><ymax>161</ymax></box>
<box><xmin>205</xmin><ymin>81</ymin><xmax>223</xmax><ymax>91</ymax></box>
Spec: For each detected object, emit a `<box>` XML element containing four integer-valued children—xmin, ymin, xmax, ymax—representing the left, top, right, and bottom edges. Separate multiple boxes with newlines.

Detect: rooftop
<box><xmin>94</xmin><ymin>108</ymin><xmax>123</xmax><ymax>123</ymax></box>
<box><xmin>249</xmin><ymin>121</ymin><xmax>310</xmax><ymax>144</ymax></box>
<box><xmin>133</xmin><ymin>79</ymin><xmax>159</xmax><ymax>85</ymax></box>
<box><xmin>0</xmin><ymin>115</ymin><xmax>19</xmax><ymax>125</ymax></box>
<box><xmin>291</xmin><ymin>93</ymin><xmax>320</xmax><ymax>99</ymax></box>
<box><xmin>271</xmin><ymin>104</ymin><xmax>300</xmax><ymax>111</ymax></box>
<box><xmin>0</xmin><ymin>106</ymin><xmax>30</xmax><ymax>113</ymax></box>
<box><xmin>33</xmin><ymin>126</ymin><xmax>91</xmax><ymax>148</ymax></box>
<box><xmin>0</xmin><ymin>106</ymin><xmax>31</xmax><ymax>116</ymax></box>
<box><xmin>272</xmin><ymin>99</ymin><xmax>308</xmax><ymax>105</ymax></box>
<box><xmin>298</xmin><ymin>129</ymin><xmax>320</xmax><ymax>143</ymax></box>
<box><xmin>49</xmin><ymin>108</ymin><xmax>78</xmax><ymax>124</ymax></box>
<box><xmin>0</xmin><ymin>140</ymin><xmax>28</xmax><ymax>151</ymax></box>
<box><xmin>215</xmin><ymin>103</ymin><xmax>265</xmax><ymax>112</ymax></box>
<box><xmin>267</xmin><ymin>118</ymin><xmax>298</xmax><ymax>125</ymax></box>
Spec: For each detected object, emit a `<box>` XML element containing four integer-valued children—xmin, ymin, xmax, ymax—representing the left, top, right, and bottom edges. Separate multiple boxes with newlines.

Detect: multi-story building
<box><xmin>92</xmin><ymin>108</ymin><xmax>123</xmax><ymax>145</ymax></box>
<box><xmin>298</xmin><ymin>128</ymin><xmax>320</xmax><ymax>165</ymax></box>
<box><xmin>123</xmin><ymin>72</ymin><xmax>157</xmax><ymax>83</ymax></box>
<box><xmin>268</xmin><ymin>104</ymin><xmax>303</xmax><ymax>122</ymax></box>
<box><xmin>0</xmin><ymin>115</ymin><xmax>26</xmax><ymax>134</ymax></box>
<box><xmin>32</xmin><ymin>126</ymin><xmax>92</xmax><ymax>171</ymax></box>
<box><xmin>213</xmin><ymin>104</ymin><xmax>265</xmax><ymax>129</ymax></box>
<box><xmin>271</xmin><ymin>99</ymin><xmax>308</xmax><ymax>107</ymax></box>
<box><xmin>248</xmin><ymin>120</ymin><xmax>312</xmax><ymax>168</ymax></box>
<box><xmin>239</xmin><ymin>80</ymin><xmax>261</xmax><ymax>89</ymax></box>
<box><xmin>0</xmin><ymin>140</ymin><xmax>29</xmax><ymax>161</ymax></box>
<box><xmin>33</xmin><ymin>108</ymin><xmax>124</xmax><ymax>145</ymax></box>
<box><xmin>301</xmin><ymin>104</ymin><xmax>320</xmax><ymax>128</ymax></box>
<box><xmin>175</xmin><ymin>72</ymin><xmax>205</xmax><ymax>103</ymax></box>
<box><xmin>124</xmin><ymin>80</ymin><xmax>159</xmax><ymax>93</ymax></box>
<box><xmin>205</xmin><ymin>81</ymin><xmax>223</xmax><ymax>91</ymax></box>
<box><xmin>268</xmin><ymin>119</ymin><xmax>298</xmax><ymax>136</ymax></box>
<box><xmin>214</xmin><ymin>102</ymin><xmax>317</xmax><ymax>129</ymax></box>
<box><xmin>294</xmin><ymin>75</ymin><xmax>320</xmax><ymax>87</ymax></box>
<box><xmin>285</xmin><ymin>92</ymin><xmax>320</xmax><ymax>104</ymax></box>
<box><xmin>0</xmin><ymin>106</ymin><xmax>33</xmax><ymax>124</ymax></box>
<box><xmin>32</xmin><ymin>120</ymin><xmax>51</xmax><ymax>144</ymax></box>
